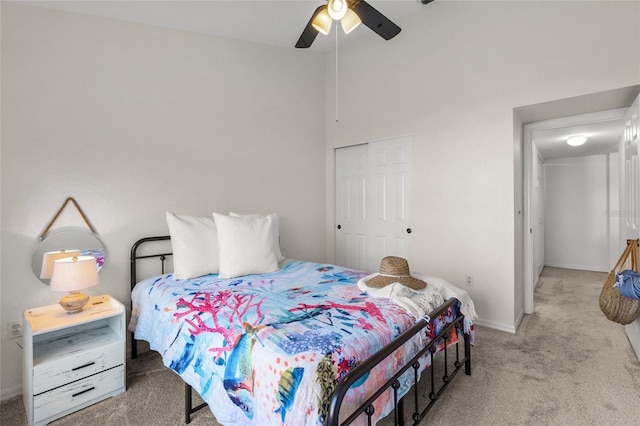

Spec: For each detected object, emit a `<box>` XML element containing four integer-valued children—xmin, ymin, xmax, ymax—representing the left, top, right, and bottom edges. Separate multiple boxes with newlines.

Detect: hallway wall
<box><xmin>544</xmin><ymin>155</ymin><xmax>613</xmax><ymax>272</ymax></box>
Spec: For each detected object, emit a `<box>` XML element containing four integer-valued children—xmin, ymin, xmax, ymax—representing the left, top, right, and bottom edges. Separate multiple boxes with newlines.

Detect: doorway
<box><xmin>524</xmin><ymin>108</ymin><xmax>627</xmax><ymax>314</ymax></box>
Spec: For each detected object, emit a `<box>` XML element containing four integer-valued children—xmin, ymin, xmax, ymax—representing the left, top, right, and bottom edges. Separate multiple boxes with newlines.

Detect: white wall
<box><xmin>324</xmin><ymin>1</ymin><xmax>640</xmax><ymax>331</ymax></box>
<box><xmin>0</xmin><ymin>3</ymin><xmax>325</xmax><ymax>398</ymax></box>
<box><xmin>544</xmin><ymin>155</ymin><xmax>611</xmax><ymax>272</ymax></box>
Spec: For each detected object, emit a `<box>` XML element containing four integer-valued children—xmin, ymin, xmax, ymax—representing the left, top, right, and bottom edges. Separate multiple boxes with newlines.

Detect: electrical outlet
<box><xmin>465</xmin><ymin>274</ymin><xmax>473</xmax><ymax>286</ymax></box>
<box><xmin>8</xmin><ymin>320</ymin><xmax>23</xmax><ymax>339</ymax></box>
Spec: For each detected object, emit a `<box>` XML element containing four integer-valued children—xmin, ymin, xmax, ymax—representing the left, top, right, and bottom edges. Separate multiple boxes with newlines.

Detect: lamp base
<box><xmin>59</xmin><ymin>291</ymin><xmax>90</xmax><ymax>314</ymax></box>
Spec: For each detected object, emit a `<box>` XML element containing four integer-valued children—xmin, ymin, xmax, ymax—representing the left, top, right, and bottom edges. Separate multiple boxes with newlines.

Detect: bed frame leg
<box><xmin>131</xmin><ymin>333</ymin><xmax>138</xmax><ymax>359</ymax></box>
<box><xmin>464</xmin><ymin>331</ymin><xmax>471</xmax><ymax>375</ymax></box>
<box><xmin>397</xmin><ymin>397</ymin><xmax>405</xmax><ymax>426</ymax></box>
<box><xmin>184</xmin><ymin>383</ymin><xmax>208</xmax><ymax>423</ymax></box>
<box><xmin>185</xmin><ymin>384</ymin><xmax>192</xmax><ymax>424</ymax></box>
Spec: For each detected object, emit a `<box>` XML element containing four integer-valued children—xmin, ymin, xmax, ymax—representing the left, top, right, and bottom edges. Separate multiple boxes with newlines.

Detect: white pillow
<box><xmin>213</xmin><ymin>212</ymin><xmax>278</xmax><ymax>279</ymax></box>
<box><xmin>229</xmin><ymin>212</ymin><xmax>284</xmax><ymax>261</ymax></box>
<box><xmin>166</xmin><ymin>212</ymin><xmax>219</xmax><ymax>279</ymax></box>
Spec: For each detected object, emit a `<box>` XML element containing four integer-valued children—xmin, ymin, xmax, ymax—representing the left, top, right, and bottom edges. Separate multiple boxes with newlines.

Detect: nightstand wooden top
<box><xmin>25</xmin><ymin>295</ymin><xmax>124</xmax><ymax>335</ymax></box>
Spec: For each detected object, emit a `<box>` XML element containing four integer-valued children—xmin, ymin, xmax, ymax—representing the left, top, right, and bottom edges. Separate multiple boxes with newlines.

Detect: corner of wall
<box><xmin>473</xmin><ymin>317</ymin><xmax>518</xmax><ymax>334</ymax></box>
<box><xmin>625</xmin><ymin>318</ymin><xmax>640</xmax><ymax>362</ymax></box>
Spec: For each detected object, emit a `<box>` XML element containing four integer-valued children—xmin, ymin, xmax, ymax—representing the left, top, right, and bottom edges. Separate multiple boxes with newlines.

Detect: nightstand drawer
<box><xmin>33</xmin><ymin>339</ymin><xmax>123</xmax><ymax>395</ymax></box>
<box><xmin>33</xmin><ymin>365</ymin><xmax>124</xmax><ymax>424</ymax></box>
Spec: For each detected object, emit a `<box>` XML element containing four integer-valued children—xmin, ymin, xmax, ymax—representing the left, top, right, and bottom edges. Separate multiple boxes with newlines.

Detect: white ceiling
<box><xmin>534</xmin><ymin>119</ymin><xmax>624</xmax><ymax>160</ymax></box>
<box><xmin>14</xmin><ymin>0</ymin><xmax>632</xmax><ymax>160</ymax></box>
<box><xmin>19</xmin><ymin>0</ymin><xmax>427</xmax><ymax>52</ymax></box>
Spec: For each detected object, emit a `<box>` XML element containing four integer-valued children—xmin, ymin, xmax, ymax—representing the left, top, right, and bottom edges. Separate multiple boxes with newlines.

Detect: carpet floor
<box><xmin>2</xmin><ymin>267</ymin><xmax>639</xmax><ymax>425</ymax></box>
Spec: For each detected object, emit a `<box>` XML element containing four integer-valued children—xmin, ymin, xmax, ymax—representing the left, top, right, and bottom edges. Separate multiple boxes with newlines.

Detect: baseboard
<box><xmin>514</xmin><ymin>310</ymin><xmax>525</xmax><ymax>331</ymax></box>
<box><xmin>544</xmin><ymin>263</ymin><xmax>608</xmax><ymax>273</ymax></box>
<box><xmin>625</xmin><ymin>319</ymin><xmax>640</xmax><ymax>362</ymax></box>
<box><xmin>1</xmin><ymin>384</ymin><xmax>22</xmax><ymax>402</ymax></box>
<box><xmin>473</xmin><ymin>317</ymin><xmax>517</xmax><ymax>334</ymax></box>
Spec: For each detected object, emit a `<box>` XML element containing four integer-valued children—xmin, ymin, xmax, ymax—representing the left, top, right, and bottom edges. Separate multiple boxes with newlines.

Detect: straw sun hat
<box><xmin>365</xmin><ymin>256</ymin><xmax>426</xmax><ymax>290</ymax></box>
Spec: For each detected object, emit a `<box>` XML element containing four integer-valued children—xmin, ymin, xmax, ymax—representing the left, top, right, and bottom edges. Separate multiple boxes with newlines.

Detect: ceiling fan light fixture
<box><xmin>341</xmin><ymin>8</ymin><xmax>361</xmax><ymax>34</ymax></box>
<box><xmin>312</xmin><ymin>7</ymin><xmax>332</xmax><ymax>35</ymax></box>
<box><xmin>327</xmin><ymin>0</ymin><xmax>348</xmax><ymax>20</ymax></box>
<box><xmin>296</xmin><ymin>0</ymin><xmax>401</xmax><ymax>48</ymax></box>
<box><xmin>567</xmin><ymin>135</ymin><xmax>587</xmax><ymax>146</ymax></box>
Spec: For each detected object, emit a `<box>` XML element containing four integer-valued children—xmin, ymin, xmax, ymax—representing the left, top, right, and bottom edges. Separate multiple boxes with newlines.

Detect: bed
<box><xmin>129</xmin><ymin>235</ymin><xmax>473</xmax><ymax>426</ymax></box>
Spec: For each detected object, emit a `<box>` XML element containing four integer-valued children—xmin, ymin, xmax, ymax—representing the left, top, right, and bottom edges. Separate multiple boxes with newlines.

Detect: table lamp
<box><xmin>40</xmin><ymin>249</ymin><xmax>81</xmax><ymax>280</ymax></box>
<box><xmin>50</xmin><ymin>255</ymin><xmax>99</xmax><ymax>313</ymax></box>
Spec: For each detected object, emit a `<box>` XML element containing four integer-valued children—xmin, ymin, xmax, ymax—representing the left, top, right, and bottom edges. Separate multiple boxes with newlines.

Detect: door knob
<box><xmin>406</xmin><ymin>228</ymin><xmax>412</xmax><ymax>234</ymax></box>
<box><xmin>337</xmin><ymin>225</ymin><xmax>342</xmax><ymax>230</ymax></box>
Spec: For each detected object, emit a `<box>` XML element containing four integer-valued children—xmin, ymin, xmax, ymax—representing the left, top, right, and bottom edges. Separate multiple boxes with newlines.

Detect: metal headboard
<box><xmin>129</xmin><ymin>235</ymin><xmax>208</xmax><ymax>422</ymax></box>
<box><xmin>130</xmin><ymin>235</ymin><xmax>172</xmax><ymax>359</ymax></box>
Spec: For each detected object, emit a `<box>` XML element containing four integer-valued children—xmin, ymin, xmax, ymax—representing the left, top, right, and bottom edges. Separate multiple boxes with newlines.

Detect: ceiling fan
<box><xmin>295</xmin><ymin>0</ymin><xmax>404</xmax><ymax>48</ymax></box>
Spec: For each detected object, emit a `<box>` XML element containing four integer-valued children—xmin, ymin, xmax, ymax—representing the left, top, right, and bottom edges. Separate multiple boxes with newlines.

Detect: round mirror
<box><xmin>32</xmin><ymin>227</ymin><xmax>105</xmax><ymax>285</ymax></box>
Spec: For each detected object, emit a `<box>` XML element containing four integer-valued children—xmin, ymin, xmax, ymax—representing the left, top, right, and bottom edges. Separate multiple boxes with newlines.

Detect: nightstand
<box><xmin>22</xmin><ymin>295</ymin><xmax>126</xmax><ymax>426</ymax></box>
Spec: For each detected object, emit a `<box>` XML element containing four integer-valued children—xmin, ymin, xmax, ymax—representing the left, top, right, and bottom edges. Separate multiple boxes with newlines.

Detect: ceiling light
<box><xmin>312</xmin><ymin>6</ymin><xmax>332</xmax><ymax>35</ymax></box>
<box><xmin>327</xmin><ymin>0</ymin><xmax>348</xmax><ymax>20</ymax></box>
<box><xmin>341</xmin><ymin>8</ymin><xmax>361</xmax><ymax>34</ymax></box>
<box><xmin>567</xmin><ymin>136</ymin><xmax>587</xmax><ymax>146</ymax></box>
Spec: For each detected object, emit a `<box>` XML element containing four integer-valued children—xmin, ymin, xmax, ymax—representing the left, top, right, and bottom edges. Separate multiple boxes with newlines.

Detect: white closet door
<box><xmin>367</xmin><ymin>138</ymin><xmax>411</xmax><ymax>273</ymax></box>
<box><xmin>622</xmin><ymin>94</ymin><xmax>640</xmax><ymax>364</ymax></box>
<box><xmin>335</xmin><ymin>144</ymin><xmax>369</xmax><ymax>271</ymax></box>
<box><xmin>335</xmin><ymin>137</ymin><xmax>412</xmax><ymax>273</ymax></box>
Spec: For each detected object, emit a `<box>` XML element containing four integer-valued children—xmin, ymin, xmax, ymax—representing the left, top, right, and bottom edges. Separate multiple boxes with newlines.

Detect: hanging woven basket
<box><xmin>599</xmin><ymin>239</ymin><xmax>640</xmax><ymax>325</ymax></box>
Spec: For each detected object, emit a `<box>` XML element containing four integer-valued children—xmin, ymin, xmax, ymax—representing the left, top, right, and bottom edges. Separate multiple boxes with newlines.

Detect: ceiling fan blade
<box><xmin>351</xmin><ymin>0</ymin><xmax>401</xmax><ymax>40</ymax></box>
<box><xmin>295</xmin><ymin>5</ymin><xmax>325</xmax><ymax>48</ymax></box>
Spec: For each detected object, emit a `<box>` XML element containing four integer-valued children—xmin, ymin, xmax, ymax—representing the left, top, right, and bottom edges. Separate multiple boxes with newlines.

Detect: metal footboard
<box><xmin>327</xmin><ymin>298</ymin><xmax>471</xmax><ymax>426</ymax></box>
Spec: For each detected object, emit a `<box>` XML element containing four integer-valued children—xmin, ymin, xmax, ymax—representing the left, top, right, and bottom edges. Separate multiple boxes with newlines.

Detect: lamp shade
<box><xmin>40</xmin><ymin>250</ymin><xmax>81</xmax><ymax>279</ymax></box>
<box><xmin>50</xmin><ymin>255</ymin><xmax>99</xmax><ymax>293</ymax></box>
<box><xmin>312</xmin><ymin>6</ymin><xmax>332</xmax><ymax>35</ymax></box>
<box><xmin>341</xmin><ymin>8</ymin><xmax>361</xmax><ymax>34</ymax></box>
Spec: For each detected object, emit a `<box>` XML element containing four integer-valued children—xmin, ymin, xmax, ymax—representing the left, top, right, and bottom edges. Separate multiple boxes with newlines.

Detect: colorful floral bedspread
<box><xmin>129</xmin><ymin>259</ymin><xmax>467</xmax><ymax>426</ymax></box>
